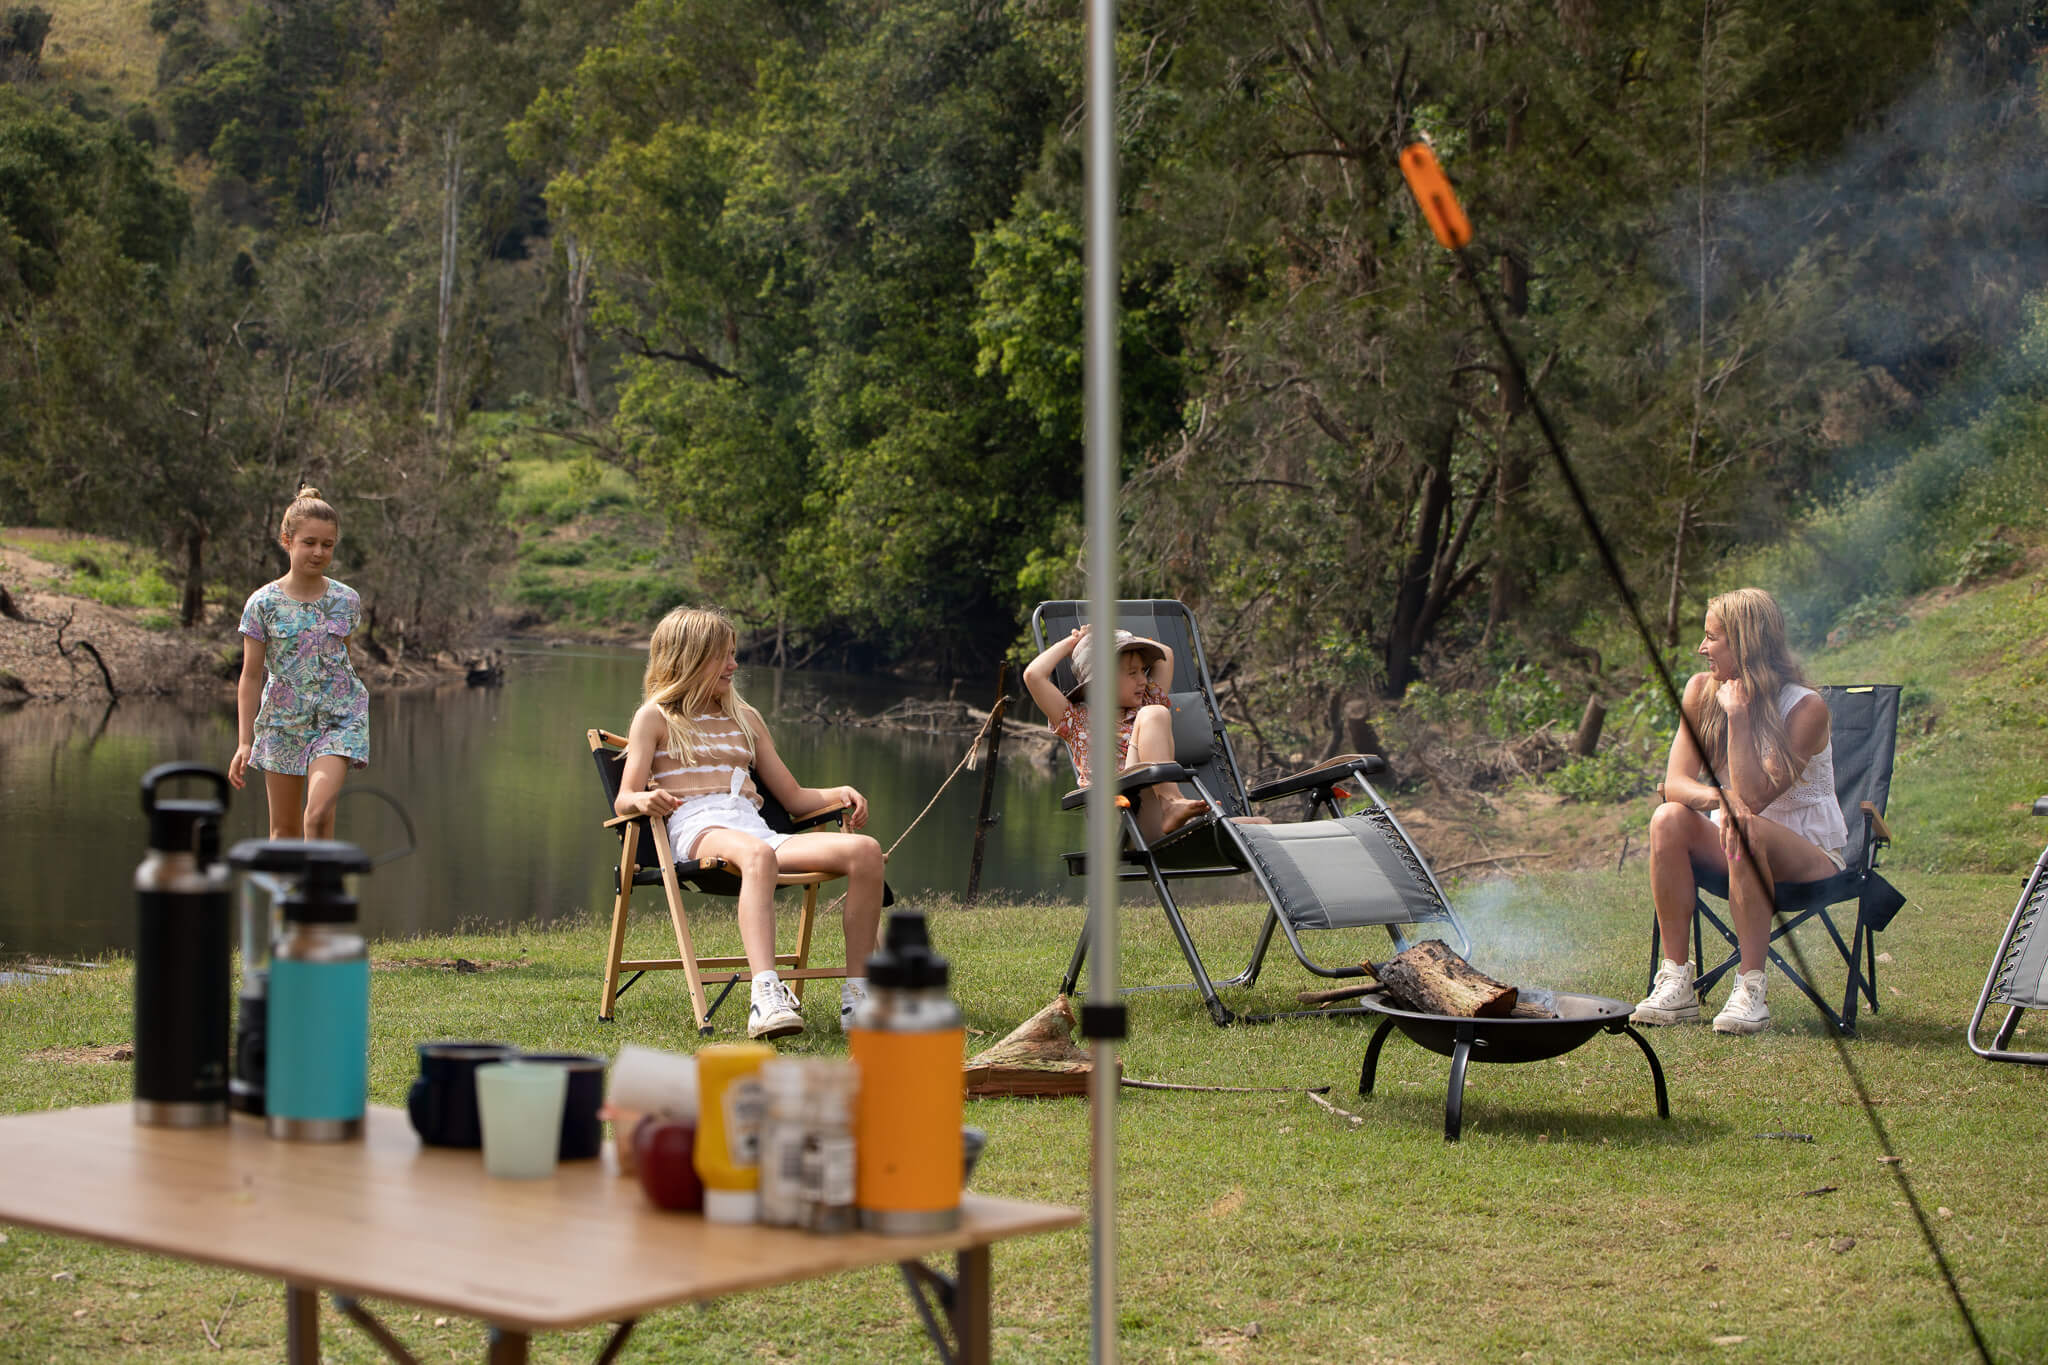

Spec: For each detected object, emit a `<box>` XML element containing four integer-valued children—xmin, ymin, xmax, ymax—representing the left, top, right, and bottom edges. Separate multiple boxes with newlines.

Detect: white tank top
<box><xmin>1710</xmin><ymin>683</ymin><xmax>1847</xmax><ymax>854</ymax></box>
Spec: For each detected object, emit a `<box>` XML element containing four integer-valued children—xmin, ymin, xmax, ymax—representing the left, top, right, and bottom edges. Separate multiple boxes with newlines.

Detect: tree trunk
<box><xmin>179</xmin><ymin>525</ymin><xmax>207</xmax><ymax>628</ymax></box>
<box><xmin>1383</xmin><ymin>444</ymin><xmax>1452</xmax><ymax>698</ymax></box>
<box><xmin>1663</xmin><ymin>497</ymin><xmax>1692</xmax><ymax>647</ymax></box>
<box><xmin>1571</xmin><ymin>695</ymin><xmax>1607</xmax><ymax>757</ymax></box>
<box><xmin>564</xmin><ymin>234</ymin><xmax>596</xmax><ymax>417</ymax></box>
<box><xmin>433</xmin><ymin>122</ymin><xmax>463</xmax><ymax>433</ymax></box>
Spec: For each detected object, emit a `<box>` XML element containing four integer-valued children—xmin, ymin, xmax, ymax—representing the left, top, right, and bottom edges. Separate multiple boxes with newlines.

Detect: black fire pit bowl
<box><xmin>1356</xmin><ymin>990</ymin><xmax>1669</xmax><ymax>1142</ymax></box>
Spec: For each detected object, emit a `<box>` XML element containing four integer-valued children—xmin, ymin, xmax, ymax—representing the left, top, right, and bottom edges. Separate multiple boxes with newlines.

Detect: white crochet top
<box><xmin>1710</xmin><ymin>683</ymin><xmax>1848</xmax><ymax>855</ymax></box>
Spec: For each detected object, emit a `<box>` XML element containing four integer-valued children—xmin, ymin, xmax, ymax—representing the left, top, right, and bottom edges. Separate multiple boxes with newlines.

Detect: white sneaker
<box><xmin>1713</xmin><ymin>969</ymin><xmax>1771</xmax><ymax>1035</ymax></box>
<box><xmin>1631</xmin><ymin>958</ymin><xmax>1700</xmax><ymax>1026</ymax></box>
<box><xmin>748</xmin><ymin>976</ymin><xmax>805</xmax><ymax>1040</ymax></box>
<box><xmin>839</xmin><ymin>978</ymin><xmax>868</xmax><ymax>1032</ymax></box>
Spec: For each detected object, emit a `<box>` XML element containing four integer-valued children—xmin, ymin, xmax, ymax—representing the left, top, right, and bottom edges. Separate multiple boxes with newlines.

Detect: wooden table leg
<box><xmin>952</xmin><ymin>1245</ymin><xmax>991</xmax><ymax>1365</ymax></box>
<box><xmin>486</xmin><ymin>1325</ymin><xmax>531</xmax><ymax>1364</ymax></box>
<box><xmin>285</xmin><ymin>1284</ymin><xmax>321</xmax><ymax>1363</ymax></box>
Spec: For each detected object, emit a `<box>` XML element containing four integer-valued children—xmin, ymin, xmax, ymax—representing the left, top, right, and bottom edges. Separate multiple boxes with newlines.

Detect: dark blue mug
<box><xmin>406</xmin><ymin>1041</ymin><xmax>517</xmax><ymax>1148</ymax></box>
<box><xmin>519</xmin><ymin>1052</ymin><xmax>608</xmax><ymax>1161</ymax></box>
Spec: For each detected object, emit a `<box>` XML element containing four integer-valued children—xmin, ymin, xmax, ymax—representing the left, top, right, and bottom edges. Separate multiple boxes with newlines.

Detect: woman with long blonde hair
<box><xmin>1631</xmin><ymin>587</ymin><xmax>1847</xmax><ymax>1035</ymax></box>
<box><xmin>615</xmin><ymin>607</ymin><xmax>885</xmax><ymax>1040</ymax></box>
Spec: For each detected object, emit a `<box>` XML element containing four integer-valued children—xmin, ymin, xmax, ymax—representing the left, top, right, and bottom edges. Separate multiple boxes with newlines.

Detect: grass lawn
<box><xmin>4</xmin><ymin>858</ymin><xmax>2046</xmax><ymax>1362</ymax></box>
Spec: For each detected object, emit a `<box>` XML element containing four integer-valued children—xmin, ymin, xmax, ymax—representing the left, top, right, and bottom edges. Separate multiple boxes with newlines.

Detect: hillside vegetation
<box><xmin>9</xmin><ymin>1</ymin><xmax>2048</xmax><ymax>688</ymax></box>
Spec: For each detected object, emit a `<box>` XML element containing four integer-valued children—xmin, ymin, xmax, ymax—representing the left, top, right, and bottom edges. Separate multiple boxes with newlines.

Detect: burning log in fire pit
<box><xmin>1364</xmin><ymin>940</ymin><xmax>1555</xmax><ymax>1019</ymax></box>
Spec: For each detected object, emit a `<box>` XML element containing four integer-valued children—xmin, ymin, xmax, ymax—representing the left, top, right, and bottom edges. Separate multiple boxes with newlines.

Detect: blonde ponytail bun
<box><xmin>280</xmin><ymin>485</ymin><xmax>339</xmax><ymax>541</ymax></box>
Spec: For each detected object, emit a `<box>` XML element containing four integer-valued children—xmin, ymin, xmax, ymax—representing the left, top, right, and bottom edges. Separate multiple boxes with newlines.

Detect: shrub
<box><xmin>1827</xmin><ymin>595</ymin><xmax>1909</xmax><ymax>646</ymax></box>
<box><xmin>0</xmin><ymin>6</ymin><xmax>52</xmax><ymax>73</ymax></box>
<box><xmin>1953</xmin><ymin>535</ymin><xmax>2020</xmax><ymax>588</ymax></box>
<box><xmin>520</xmin><ymin>540</ymin><xmax>588</xmax><ymax>567</ymax></box>
<box><xmin>1550</xmin><ymin>747</ymin><xmax>1656</xmax><ymax>805</ymax></box>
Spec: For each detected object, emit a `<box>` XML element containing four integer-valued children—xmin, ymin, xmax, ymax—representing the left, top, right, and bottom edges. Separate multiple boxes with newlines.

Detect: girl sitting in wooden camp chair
<box><xmin>615</xmin><ymin>607</ymin><xmax>885</xmax><ymax>1040</ymax></box>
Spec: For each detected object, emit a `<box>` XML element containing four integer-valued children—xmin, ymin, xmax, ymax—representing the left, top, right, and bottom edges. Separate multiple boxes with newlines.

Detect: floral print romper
<box><xmin>238</xmin><ymin>580</ymin><xmax>371</xmax><ymax>775</ymax></box>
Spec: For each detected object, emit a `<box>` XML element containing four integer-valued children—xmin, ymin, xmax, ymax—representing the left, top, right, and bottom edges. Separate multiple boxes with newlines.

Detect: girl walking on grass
<box><xmin>614</xmin><ymin>606</ymin><xmax>886</xmax><ymax>1041</ymax></box>
<box><xmin>227</xmin><ymin>486</ymin><xmax>369</xmax><ymax>838</ymax></box>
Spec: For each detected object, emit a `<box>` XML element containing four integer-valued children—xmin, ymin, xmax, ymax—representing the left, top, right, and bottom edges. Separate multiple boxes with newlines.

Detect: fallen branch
<box><xmin>200</xmin><ymin>1287</ymin><xmax>240</xmax><ymax>1350</ymax></box>
<box><xmin>1297</xmin><ymin>983</ymin><xmax>1387</xmax><ymax>1006</ymax></box>
<box><xmin>1307</xmin><ymin>1090</ymin><xmax>1365</xmax><ymax>1126</ymax></box>
<box><xmin>52</xmin><ymin>607</ymin><xmax>118</xmax><ymax>700</ymax></box>
<box><xmin>1122</xmin><ymin>1078</ymin><xmax>1332</xmax><ymax>1095</ymax></box>
<box><xmin>1434</xmin><ymin>851</ymin><xmax>1558</xmax><ymax>875</ymax></box>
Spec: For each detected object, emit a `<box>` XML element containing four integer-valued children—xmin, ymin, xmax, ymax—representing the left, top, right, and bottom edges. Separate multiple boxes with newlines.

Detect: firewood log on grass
<box><xmin>964</xmin><ymin>995</ymin><xmax>1116</xmax><ymax>1098</ymax></box>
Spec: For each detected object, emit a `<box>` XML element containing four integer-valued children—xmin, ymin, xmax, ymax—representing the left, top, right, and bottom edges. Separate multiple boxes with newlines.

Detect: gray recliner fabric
<box><xmin>1235</xmin><ymin>812</ymin><xmax>1453</xmax><ymax>932</ymax></box>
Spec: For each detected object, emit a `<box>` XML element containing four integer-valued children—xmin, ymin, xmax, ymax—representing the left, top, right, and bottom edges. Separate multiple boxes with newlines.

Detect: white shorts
<box><xmin>666</xmin><ymin>792</ymin><xmax>790</xmax><ymax>864</ymax></box>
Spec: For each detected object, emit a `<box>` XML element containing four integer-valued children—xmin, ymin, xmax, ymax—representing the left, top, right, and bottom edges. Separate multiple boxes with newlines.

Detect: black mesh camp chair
<box><xmin>588</xmin><ymin>728</ymin><xmax>889</xmax><ymax>1035</ymax></box>
<box><xmin>1031</xmin><ymin>600</ymin><xmax>1469</xmax><ymax>1026</ymax></box>
<box><xmin>1646</xmin><ymin>684</ymin><xmax>1907</xmax><ymax>1036</ymax></box>
<box><xmin>1968</xmin><ymin>796</ymin><xmax>2048</xmax><ymax>1065</ymax></box>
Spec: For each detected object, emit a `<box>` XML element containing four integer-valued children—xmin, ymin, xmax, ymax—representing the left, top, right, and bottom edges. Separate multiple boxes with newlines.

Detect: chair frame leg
<box><xmin>1968</xmin><ymin>846</ymin><xmax>2048</xmax><ymax>1064</ymax></box>
<box><xmin>599</xmin><ymin>826</ymin><xmax>638</xmax><ymax>1023</ymax></box>
<box><xmin>790</xmin><ymin>884</ymin><xmax>819</xmax><ymax>1005</ymax></box>
<box><xmin>1659</xmin><ymin>893</ymin><xmax>1869</xmax><ymax>1036</ymax></box>
<box><xmin>651</xmin><ymin>827</ymin><xmax>714</xmax><ymax>1035</ymax></box>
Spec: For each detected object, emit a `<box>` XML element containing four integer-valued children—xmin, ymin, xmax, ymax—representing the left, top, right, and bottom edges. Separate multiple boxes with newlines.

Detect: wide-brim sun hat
<box><xmin>1066</xmin><ymin>628</ymin><xmax>1167</xmax><ymax>701</ymax></box>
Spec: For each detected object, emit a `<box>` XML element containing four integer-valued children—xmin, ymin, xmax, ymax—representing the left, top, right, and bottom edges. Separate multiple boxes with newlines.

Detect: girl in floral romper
<box><xmin>1023</xmin><ymin>626</ymin><xmax>1210</xmax><ymax>842</ymax></box>
<box><xmin>227</xmin><ymin>486</ymin><xmax>369</xmax><ymax>838</ymax></box>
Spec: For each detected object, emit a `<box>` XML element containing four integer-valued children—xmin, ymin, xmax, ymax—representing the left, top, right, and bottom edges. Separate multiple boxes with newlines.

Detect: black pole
<box><xmin>964</xmin><ymin>664</ymin><xmax>1009</xmax><ymax>905</ymax></box>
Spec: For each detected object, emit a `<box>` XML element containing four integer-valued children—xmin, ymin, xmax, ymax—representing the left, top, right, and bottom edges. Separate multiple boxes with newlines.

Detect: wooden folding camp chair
<box><xmin>588</xmin><ymin>728</ymin><xmax>855</xmax><ymax>1035</ymax></box>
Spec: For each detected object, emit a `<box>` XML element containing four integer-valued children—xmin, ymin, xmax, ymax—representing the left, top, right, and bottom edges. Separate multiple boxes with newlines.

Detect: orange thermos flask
<box><xmin>847</xmin><ymin>909</ymin><xmax>964</xmax><ymax>1233</ymax></box>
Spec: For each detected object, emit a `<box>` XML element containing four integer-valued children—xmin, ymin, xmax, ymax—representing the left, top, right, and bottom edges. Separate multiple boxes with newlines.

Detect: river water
<box><xmin>0</xmin><ymin>644</ymin><xmax>1102</xmax><ymax>960</ymax></box>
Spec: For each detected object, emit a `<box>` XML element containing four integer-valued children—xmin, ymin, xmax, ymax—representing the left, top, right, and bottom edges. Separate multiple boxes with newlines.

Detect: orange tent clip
<box><xmin>1399</xmin><ymin>143</ymin><xmax>1472</xmax><ymax>251</ymax></box>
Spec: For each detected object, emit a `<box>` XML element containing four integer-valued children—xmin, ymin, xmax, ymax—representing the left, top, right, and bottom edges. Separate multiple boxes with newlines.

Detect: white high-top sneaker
<box><xmin>839</xmin><ymin>977</ymin><xmax>868</xmax><ymax>1032</ymax></box>
<box><xmin>1630</xmin><ymin>958</ymin><xmax>1701</xmax><ymax>1025</ymax></box>
<box><xmin>747</xmin><ymin>973</ymin><xmax>805</xmax><ymax>1040</ymax></box>
<box><xmin>1712</xmin><ymin>969</ymin><xmax>1771</xmax><ymax>1035</ymax></box>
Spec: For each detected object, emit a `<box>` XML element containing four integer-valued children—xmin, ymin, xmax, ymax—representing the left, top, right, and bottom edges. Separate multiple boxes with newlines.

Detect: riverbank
<box><xmin>0</xmin><ymin>534</ymin><xmax>463</xmax><ymax>704</ymax></box>
<box><xmin>3</xmin><ymin>875</ymin><xmax>2043</xmax><ymax>1360</ymax></box>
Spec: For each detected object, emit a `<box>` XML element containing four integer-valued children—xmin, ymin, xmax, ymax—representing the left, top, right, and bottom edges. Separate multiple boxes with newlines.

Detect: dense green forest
<box><xmin>3</xmin><ymin>0</ymin><xmax>2045</xmax><ymax>725</ymax></box>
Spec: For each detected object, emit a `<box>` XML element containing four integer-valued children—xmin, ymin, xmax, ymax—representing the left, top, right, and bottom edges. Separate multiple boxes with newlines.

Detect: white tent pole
<box><xmin>1083</xmin><ymin>0</ymin><xmax>1121</xmax><ymax>1362</ymax></box>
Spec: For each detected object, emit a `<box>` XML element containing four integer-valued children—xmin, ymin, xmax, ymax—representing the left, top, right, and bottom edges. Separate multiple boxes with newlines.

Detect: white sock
<box><xmin>752</xmin><ymin>969</ymin><xmax>780</xmax><ymax>988</ymax></box>
<box><xmin>841</xmin><ymin>976</ymin><xmax>867</xmax><ymax>999</ymax></box>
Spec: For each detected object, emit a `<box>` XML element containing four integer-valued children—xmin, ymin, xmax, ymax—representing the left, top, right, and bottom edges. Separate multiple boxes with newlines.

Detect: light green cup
<box><xmin>475</xmin><ymin>1061</ymin><xmax>569</xmax><ymax>1179</ymax></box>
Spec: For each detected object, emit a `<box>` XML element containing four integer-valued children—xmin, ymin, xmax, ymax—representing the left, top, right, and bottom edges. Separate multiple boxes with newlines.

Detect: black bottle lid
<box><xmin>140</xmin><ymin>763</ymin><xmax>230</xmax><ymax>858</ymax></box>
<box><xmin>864</xmin><ymin>908</ymin><xmax>950</xmax><ymax>990</ymax></box>
<box><xmin>227</xmin><ymin>839</ymin><xmax>372</xmax><ymax>924</ymax></box>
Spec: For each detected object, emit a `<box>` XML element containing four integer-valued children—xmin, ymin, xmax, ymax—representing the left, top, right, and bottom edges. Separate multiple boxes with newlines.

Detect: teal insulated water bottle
<box><xmin>227</xmin><ymin>840</ymin><xmax>373</xmax><ymax>1141</ymax></box>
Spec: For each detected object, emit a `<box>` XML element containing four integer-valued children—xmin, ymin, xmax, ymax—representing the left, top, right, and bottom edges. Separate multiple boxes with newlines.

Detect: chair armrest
<box><xmin>1248</xmin><ymin>753</ymin><xmax>1389</xmax><ymax>804</ymax></box>
<box><xmin>2034</xmin><ymin>795</ymin><xmax>2048</xmax><ymax>817</ymax></box>
<box><xmin>786</xmin><ymin>800</ymin><xmax>853</xmax><ymax>833</ymax></box>
<box><xmin>1860</xmin><ymin>801</ymin><xmax>1893</xmax><ymax>845</ymax></box>
<box><xmin>602</xmin><ymin>813</ymin><xmax>638</xmax><ymax>829</ymax></box>
<box><xmin>1059</xmin><ymin>762</ymin><xmax>1192</xmax><ymax>811</ymax></box>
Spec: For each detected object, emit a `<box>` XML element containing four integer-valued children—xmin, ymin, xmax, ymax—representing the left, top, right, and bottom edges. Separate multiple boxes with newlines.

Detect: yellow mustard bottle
<box><xmin>693</xmin><ymin>1041</ymin><xmax>775</xmax><ymax>1224</ymax></box>
<box><xmin>848</xmin><ymin>909</ymin><xmax>964</xmax><ymax>1233</ymax></box>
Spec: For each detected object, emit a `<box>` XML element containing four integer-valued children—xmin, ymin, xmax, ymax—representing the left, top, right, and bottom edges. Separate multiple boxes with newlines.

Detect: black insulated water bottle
<box><xmin>133</xmin><ymin>763</ymin><xmax>233</xmax><ymax>1128</ymax></box>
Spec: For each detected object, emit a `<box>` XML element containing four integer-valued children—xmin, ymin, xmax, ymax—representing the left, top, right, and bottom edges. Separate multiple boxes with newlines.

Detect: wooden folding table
<box><xmin>0</xmin><ymin>1104</ymin><xmax>1081</xmax><ymax>1362</ymax></box>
